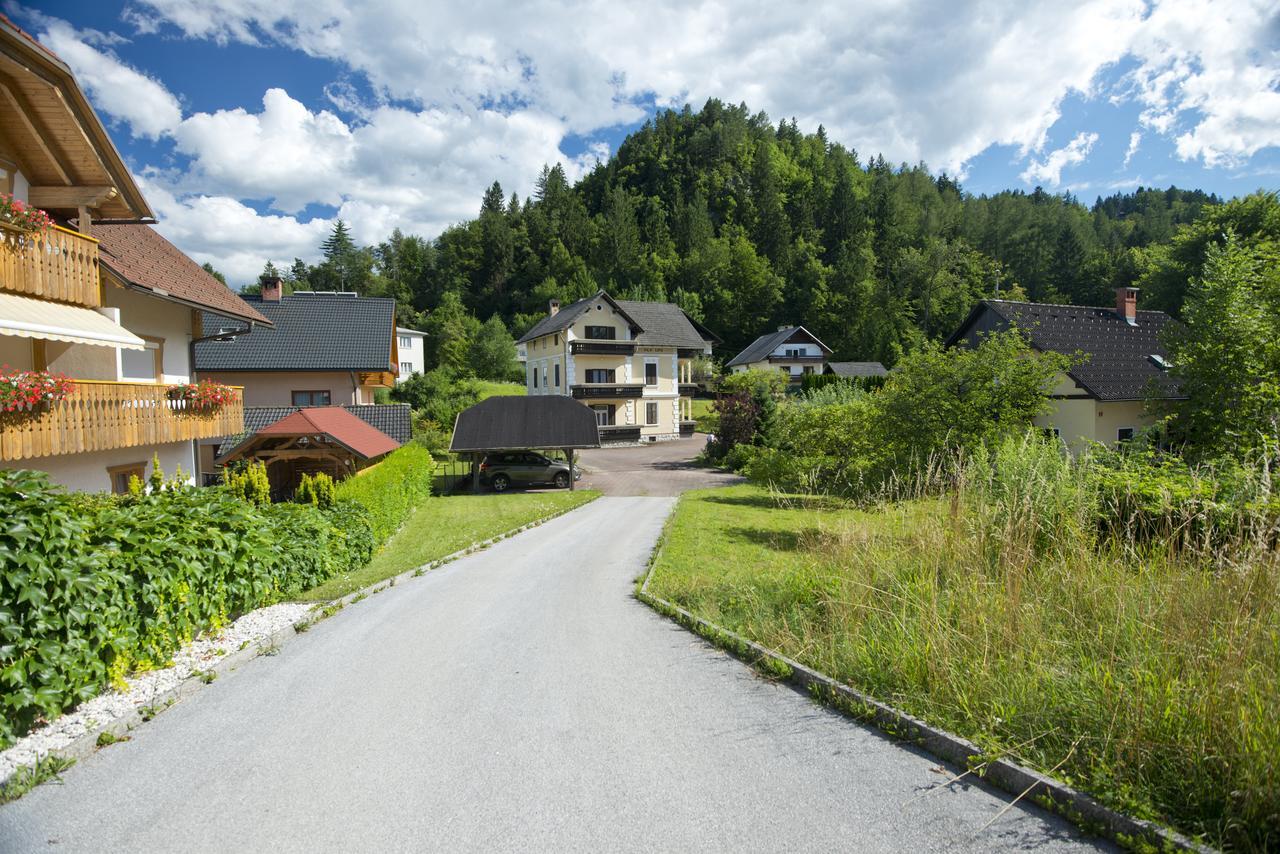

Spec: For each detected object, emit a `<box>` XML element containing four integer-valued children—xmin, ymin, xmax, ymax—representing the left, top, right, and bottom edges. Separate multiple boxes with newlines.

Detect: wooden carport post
<box><xmin>566</xmin><ymin>447</ymin><xmax>575</xmax><ymax>492</ymax></box>
<box><xmin>471</xmin><ymin>452</ymin><xmax>481</xmax><ymax>493</ymax></box>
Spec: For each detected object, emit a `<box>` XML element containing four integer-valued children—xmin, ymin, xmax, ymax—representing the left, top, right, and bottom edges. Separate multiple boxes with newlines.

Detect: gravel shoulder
<box><xmin>0</xmin><ymin>496</ymin><xmax>1106</xmax><ymax>852</ymax></box>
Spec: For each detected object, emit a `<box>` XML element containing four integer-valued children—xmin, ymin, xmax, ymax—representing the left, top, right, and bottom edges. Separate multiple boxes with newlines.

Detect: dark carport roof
<box><xmin>451</xmin><ymin>396</ymin><xmax>601</xmax><ymax>452</ymax></box>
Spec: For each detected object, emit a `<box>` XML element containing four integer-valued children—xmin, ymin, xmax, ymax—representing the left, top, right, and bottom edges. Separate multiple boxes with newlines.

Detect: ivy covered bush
<box><xmin>333</xmin><ymin>443</ymin><xmax>436</xmax><ymax>544</ymax></box>
<box><xmin>0</xmin><ymin>468</ymin><xmax>372</xmax><ymax>748</ymax></box>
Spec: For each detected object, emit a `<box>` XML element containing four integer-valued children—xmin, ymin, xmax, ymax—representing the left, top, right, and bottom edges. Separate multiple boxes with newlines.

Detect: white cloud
<box><xmin>21</xmin><ymin>10</ymin><xmax>182</xmax><ymax>139</ymax></box>
<box><xmin>1124</xmin><ymin>131</ymin><xmax>1142</xmax><ymax>166</ymax></box>
<box><xmin>1019</xmin><ymin>131</ymin><xmax>1100</xmax><ymax>186</ymax></box>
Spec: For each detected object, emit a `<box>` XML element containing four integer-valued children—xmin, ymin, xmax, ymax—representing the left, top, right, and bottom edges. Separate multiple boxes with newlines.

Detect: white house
<box><xmin>395</xmin><ymin>327</ymin><xmax>426</xmax><ymax>380</ymax></box>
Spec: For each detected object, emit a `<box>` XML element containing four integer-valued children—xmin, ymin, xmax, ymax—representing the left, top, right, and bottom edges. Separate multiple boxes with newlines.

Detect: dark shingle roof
<box><xmin>826</xmin><ymin>361</ymin><xmax>888</xmax><ymax>378</ymax></box>
<box><xmin>193</xmin><ymin>292</ymin><xmax>395</xmax><ymax>371</ymax></box>
<box><xmin>726</xmin><ymin>325</ymin><xmax>830</xmax><ymax>367</ymax></box>
<box><xmin>450</xmin><ymin>396</ymin><xmax>600</xmax><ymax>452</ymax></box>
<box><xmin>946</xmin><ymin>299</ymin><xmax>1183</xmax><ymax>401</ymax></box>
<box><xmin>216</xmin><ymin>404</ymin><xmax>412</xmax><ymax>450</ymax></box>
<box><xmin>95</xmin><ymin>224</ymin><xmax>270</xmax><ymax>325</ymax></box>
<box><xmin>515</xmin><ymin>290</ymin><xmax>716</xmax><ymax>350</ymax></box>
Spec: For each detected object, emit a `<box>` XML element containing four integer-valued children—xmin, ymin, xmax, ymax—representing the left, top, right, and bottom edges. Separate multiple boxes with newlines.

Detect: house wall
<box><xmin>1096</xmin><ymin>401</ymin><xmax>1152</xmax><ymax>444</ymax></box>
<box><xmin>1032</xmin><ymin>372</ymin><xmax>1157</xmax><ymax>452</ymax></box>
<box><xmin>0</xmin><ymin>440</ymin><xmax>195</xmax><ymax>492</ymax></box>
<box><xmin>732</xmin><ymin>359</ymin><xmax>823</xmax><ymax>380</ymax></box>
<box><xmin>198</xmin><ymin>370</ymin><xmax>370</xmax><ymax>406</ymax></box>
<box><xmin>395</xmin><ymin>328</ymin><xmax>426</xmax><ymax>380</ymax></box>
<box><xmin>0</xmin><ymin>335</ymin><xmax>33</xmax><ymax>370</ymax></box>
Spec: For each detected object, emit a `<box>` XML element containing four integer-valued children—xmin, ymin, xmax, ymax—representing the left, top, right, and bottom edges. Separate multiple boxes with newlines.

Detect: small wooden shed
<box><xmin>450</xmin><ymin>396</ymin><xmax>600</xmax><ymax>491</ymax></box>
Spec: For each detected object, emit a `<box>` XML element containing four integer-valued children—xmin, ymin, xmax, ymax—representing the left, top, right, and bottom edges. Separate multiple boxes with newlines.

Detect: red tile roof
<box><xmin>93</xmin><ymin>224</ymin><xmax>270</xmax><ymax>326</ymax></box>
<box><xmin>258</xmin><ymin>407</ymin><xmax>401</xmax><ymax>460</ymax></box>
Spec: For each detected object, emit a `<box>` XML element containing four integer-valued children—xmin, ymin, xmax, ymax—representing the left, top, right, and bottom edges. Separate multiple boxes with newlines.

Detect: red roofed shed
<box><xmin>217</xmin><ymin>406</ymin><xmax>401</xmax><ymax>497</ymax></box>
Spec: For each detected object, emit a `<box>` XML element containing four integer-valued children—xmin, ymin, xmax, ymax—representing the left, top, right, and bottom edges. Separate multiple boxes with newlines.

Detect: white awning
<box><xmin>0</xmin><ymin>292</ymin><xmax>145</xmax><ymax>350</ymax></box>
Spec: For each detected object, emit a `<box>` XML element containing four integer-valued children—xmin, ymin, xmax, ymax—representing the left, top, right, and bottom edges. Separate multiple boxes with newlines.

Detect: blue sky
<box><xmin>12</xmin><ymin>0</ymin><xmax>1279</xmax><ymax>283</ymax></box>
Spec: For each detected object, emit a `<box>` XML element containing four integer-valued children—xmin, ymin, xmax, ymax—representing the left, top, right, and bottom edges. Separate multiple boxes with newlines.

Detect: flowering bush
<box><xmin>167</xmin><ymin>380</ymin><xmax>238</xmax><ymax>411</ymax></box>
<box><xmin>0</xmin><ymin>193</ymin><xmax>54</xmax><ymax>235</ymax></box>
<box><xmin>0</xmin><ymin>367</ymin><xmax>75</xmax><ymax>412</ymax></box>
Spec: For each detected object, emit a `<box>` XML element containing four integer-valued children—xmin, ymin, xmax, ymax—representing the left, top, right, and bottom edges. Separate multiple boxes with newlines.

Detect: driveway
<box><xmin>0</xmin><ymin>498</ymin><xmax>1105</xmax><ymax>852</ymax></box>
<box><xmin>576</xmin><ymin>434</ymin><xmax>743</xmax><ymax>496</ymax></box>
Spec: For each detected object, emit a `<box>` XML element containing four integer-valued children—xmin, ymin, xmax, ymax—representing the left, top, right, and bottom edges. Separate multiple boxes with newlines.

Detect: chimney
<box><xmin>778</xmin><ymin>324</ymin><xmax>789</xmax><ymax>332</ymax></box>
<box><xmin>261</xmin><ymin>275</ymin><xmax>283</xmax><ymax>302</ymax></box>
<box><xmin>549</xmin><ymin>299</ymin><xmax>560</xmax><ymax>316</ymax></box>
<box><xmin>1115</xmin><ymin>286</ymin><xmax>1138</xmax><ymax>326</ymax></box>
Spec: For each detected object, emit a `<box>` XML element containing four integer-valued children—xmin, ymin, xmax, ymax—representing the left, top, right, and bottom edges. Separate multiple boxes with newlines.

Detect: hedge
<box><xmin>333</xmin><ymin>443</ymin><xmax>436</xmax><ymax>544</ymax></box>
<box><xmin>0</xmin><ymin>470</ymin><xmax>374</xmax><ymax>748</ymax></box>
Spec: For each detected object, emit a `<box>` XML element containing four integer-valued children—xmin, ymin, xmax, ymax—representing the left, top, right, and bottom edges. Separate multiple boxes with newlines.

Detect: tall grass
<box><xmin>649</xmin><ymin>436</ymin><xmax>1280</xmax><ymax>850</ymax></box>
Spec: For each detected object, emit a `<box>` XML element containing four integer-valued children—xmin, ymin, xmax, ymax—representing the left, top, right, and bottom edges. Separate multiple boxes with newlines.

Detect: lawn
<box><xmin>474</xmin><ymin>380</ymin><xmax>526</xmax><ymax>400</ymax></box>
<box><xmin>645</xmin><ymin>484</ymin><xmax>1279</xmax><ymax>850</ymax></box>
<box><xmin>690</xmin><ymin>397</ymin><xmax>717</xmax><ymax>433</ymax></box>
<box><xmin>298</xmin><ymin>488</ymin><xmax>598</xmax><ymax>601</ymax></box>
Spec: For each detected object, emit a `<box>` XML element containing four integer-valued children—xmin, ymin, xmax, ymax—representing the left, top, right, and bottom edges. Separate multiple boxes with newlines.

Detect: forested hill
<box><xmin>277</xmin><ymin>99</ymin><xmax>1226</xmax><ymax>363</ymax></box>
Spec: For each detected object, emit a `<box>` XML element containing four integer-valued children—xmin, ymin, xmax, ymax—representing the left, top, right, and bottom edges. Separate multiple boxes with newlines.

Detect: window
<box><xmin>802</xmin><ymin>365</ymin><xmax>815</xmax><ymax>374</ymax></box>
<box><xmin>1041</xmin><ymin>427</ymin><xmax>1061</xmax><ymax>440</ymax></box>
<box><xmin>1117</xmin><ymin>427</ymin><xmax>1136</xmax><ymax>443</ymax></box>
<box><xmin>585</xmin><ymin>368</ymin><xmax>615</xmax><ymax>384</ymax></box>
<box><xmin>554</xmin><ymin>363</ymin><xmax>561</xmax><ymax>387</ymax></box>
<box><xmin>785</xmin><ymin>348</ymin><xmax>800</xmax><ymax>358</ymax></box>
<box><xmin>400</xmin><ymin>361</ymin><xmax>413</xmax><ymax>374</ymax></box>
<box><xmin>399</xmin><ymin>335</ymin><xmax>412</xmax><ymax>348</ymax></box>
<box><xmin>645</xmin><ymin>402</ymin><xmax>659</xmax><ymax>425</ymax></box>
<box><xmin>554</xmin><ymin>333</ymin><xmax>560</xmax><ymax>346</ymax></box>
<box><xmin>292</xmin><ymin>390</ymin><xmax>331</xmax><ymax>406</ymax></box>
<box><xmin>532</xmin><ymin>365</ymin><xmax>538</xmax><ymax>388</ymax></box>
<box><xmin>644</xmin><ymin>361</ymin><xmax>658</xmax><ymax>386</ymax></box>
<box><xmin>107</xmin><ymin>462</ymin><xmax>146</xmax><ymax>495</ymax></box>
<box><xmin>585</xmin><ymin>325</ymin><xmax>615</xmax><ymax>340</ymax></box>
<box><xmin>542</xmin><ymin>367</ymin><xmax>548</xmax><ymax>389</ymax></box>
<box><xmin>120</xmin><ymin>336</ymin><xmax>163</xmax><ymax>382</ymax></box>
<box><xmin>591</xmin><ymin>405</ymin><xmax>615</xmax><ymax>426</ymax></box>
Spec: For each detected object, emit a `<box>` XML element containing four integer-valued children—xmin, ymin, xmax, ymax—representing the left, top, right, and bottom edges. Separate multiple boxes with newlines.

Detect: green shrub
<box><xmin>224</xmin><ymin>461</ymin><xmax>271</xmax><ymax>506</ymax></box>
<box><xmin>294</xmin><ymin>472</ymin><xmax>336</xmax><ymax>508</ymax></box>
<box><xmin>333</xmin><ymin>444</ymin><xmax>436</xmax><ymax>544</ymax></box>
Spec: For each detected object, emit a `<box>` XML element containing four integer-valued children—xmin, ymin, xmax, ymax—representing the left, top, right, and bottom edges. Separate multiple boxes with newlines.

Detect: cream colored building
<box><xmin>518</xmin><ymin>291</ymin><xmax>717</xmax><ymax>442</ymax></box>
<box><xmin>946</xmin><ymin>288</ymin><xmax>1183</xmax><ymax>453</ymax></box>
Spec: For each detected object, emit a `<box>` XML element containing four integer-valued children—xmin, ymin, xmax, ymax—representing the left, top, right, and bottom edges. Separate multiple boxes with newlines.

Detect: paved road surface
<box><xmin>576</xmin><ymin>435</ymin><xmax>743</xmax><ymax>496</ymax></box>
<box><xmin>0</xmin><ymin>498</ymin><xmax>1106</xmax><ymax>852</ymax></box>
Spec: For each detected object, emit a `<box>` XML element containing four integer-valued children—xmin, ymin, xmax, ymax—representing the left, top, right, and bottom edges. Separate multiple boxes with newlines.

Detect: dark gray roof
<box><xmin>194</xmin><ymin>292</ymin><xmax>395</xmax><ymax>372</ymax></box>
<box><xmin>946</xmin><ymin>299</ymin><xmax>1183</xmax><ymax>401</ymax></box>
<box><xmin>450</xmin><ymin>396</ymin><xmax>600</xmax><ymax>452</ymax></box>
<box><xmin>727</xmin><ymin>325</ymin><xmax>831</xmax><ymax>367</ymax></box>
<box><xmin>215</xmin><ymin>404</ymin><xmax>412</xmax><ymax>450</ymax></box>
<box><xmin>515</xmin><ymin>290</ymin><xmax>717</xmax><ymax>350</ymax></box>
<box><xmin>826</xmin><ymin>361</ymin><xmax>888</xmax><ymax>378</ymax></box>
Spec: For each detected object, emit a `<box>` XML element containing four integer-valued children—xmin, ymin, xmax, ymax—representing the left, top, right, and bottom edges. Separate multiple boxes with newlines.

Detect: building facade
<box><xmin>395</xmin><ymin>327</ymin><xmax>426</xmax><ymax>380</ymax></box>
<box><xmin>517</xmin><ymin>291</ymin><xmax>717</xmax><ymax>442</ymax></box>
<box><xmin>726</xmin><ymin>325</ymin><xmax>833</xmax><ymax>383</ymax></box>
<box><xmin>946</xmin><ymin>288</ymin><xmax>1183</xmax><ymax>453</ymax></box>
<box><xmin>0</xmin><ymin>17</ymin><xmax>264</xmax><ymax>492</ymax></box>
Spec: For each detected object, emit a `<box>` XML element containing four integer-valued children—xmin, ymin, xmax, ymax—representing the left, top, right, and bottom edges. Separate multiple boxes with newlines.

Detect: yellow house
<box><xmin>946</xmin><ymin>287</ymin><xmax>1183</xmax><ymax>453</ymax></box>
<box><xmin>517</xmin><ymin>291</ymin><xmax>718</xmax><ymax>442</ymax></box>
<box><xmin>0</xmin><ymin>15</ymin><xmax>269</xmax><ymax>491</ymax></box>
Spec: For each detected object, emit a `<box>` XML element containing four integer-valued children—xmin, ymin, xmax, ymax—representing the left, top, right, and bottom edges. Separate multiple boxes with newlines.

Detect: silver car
<box><xmin>479</xmin><ymin>451</ymin><xmax>582</xmax><ymax>491</ymax></box>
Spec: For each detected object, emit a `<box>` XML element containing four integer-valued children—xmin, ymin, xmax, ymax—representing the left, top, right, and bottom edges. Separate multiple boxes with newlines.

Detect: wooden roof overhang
<box><xmin>0</xmin><ymin>17</ymin><xmax>153</xmax><ymax>221</ymax></box>
<box><xmin>216</xmin><ymin>431</ymin><xmax>384</xmax><ymax>472</ymax></box>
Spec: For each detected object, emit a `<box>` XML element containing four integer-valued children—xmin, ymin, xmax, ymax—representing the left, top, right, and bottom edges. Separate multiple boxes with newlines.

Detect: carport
<box><xmin>450</xmin><ymin>396</ymin><xmax>601</xmax><ymax>492</ymax></box>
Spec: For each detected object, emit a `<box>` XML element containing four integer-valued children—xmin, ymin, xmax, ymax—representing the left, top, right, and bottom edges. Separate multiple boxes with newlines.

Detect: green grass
<box><xmin>645</xmin><ymin>484</ymin><xmax>1279</xmax><ymax>850</ymax></box>
<box><xmin>474</xmin><ymin>380</ymin><xmax>526</xmax><ymax>401</ymax></box>
<box><xmin>0</xmin><ymin>755</ymin><xmax>75</xmax><ymax>804</ymax></box>
<box><xmin>690</xmin><ymin>398</ymin><xmax>717</xmax><ymax>433</ymax></box>
<box><xmin>297</xmin><ymin>489</ymin><xmax>599</xmax><ymax>601</ymax></box>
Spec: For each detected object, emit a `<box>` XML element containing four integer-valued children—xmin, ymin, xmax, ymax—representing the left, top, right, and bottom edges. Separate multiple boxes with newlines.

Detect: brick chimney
<box><xmin>261</xmin><ymin>275</ymin><xmax>283</xmax><ymax>302</ymax></box>
<box><xmin>1115</xmin><ymin>286</ymin><xmax>1138</xmax><ymax>326</ymax></box>
<box><xmin>549</xmin><ymin>299</ymin><xmax>560</xmax><ymax>316</ymax></box>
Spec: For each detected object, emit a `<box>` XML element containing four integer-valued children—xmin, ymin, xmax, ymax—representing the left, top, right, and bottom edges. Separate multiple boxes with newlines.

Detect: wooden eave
<box><xmin>0</xmin><ymin>21</ymin><xmax>153</xmax><ymax>221</ymax></box>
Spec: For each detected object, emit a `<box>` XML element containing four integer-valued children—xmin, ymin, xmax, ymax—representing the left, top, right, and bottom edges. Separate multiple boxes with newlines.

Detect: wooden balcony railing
<box><xmin>571</xmin><ymin>383</ymin><xmax>645</xmax><ymax>399</ymax></box>
<box><xmin>0</xmin><ymin>222</ymin><xmax>100</xmax><ymax>307</ymax></box>
<box><xmin>0</xmin><ymin>381</ymin><xmax>244</xmax><ymax>462</ymax></box>
<box><xmin>570</xmin><ymin>340</ymin><xmax>636</xmax><ymax>356</ymax></box>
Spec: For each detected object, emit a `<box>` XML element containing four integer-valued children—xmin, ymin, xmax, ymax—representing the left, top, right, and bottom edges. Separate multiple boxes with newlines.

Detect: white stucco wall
<box><xmin>395</xmin><ymin>328</ymin><xmax>426</xmax><ymax>381</ymax></box>
<box><xmin>198</xmin><ymin>370</ymin><xmax>369</xmax><ymax>406</ymax></box>
<box><xmin>0</xmin><ymin>440</ymin><xmax>196</xmax><ymax>493</ymax></box>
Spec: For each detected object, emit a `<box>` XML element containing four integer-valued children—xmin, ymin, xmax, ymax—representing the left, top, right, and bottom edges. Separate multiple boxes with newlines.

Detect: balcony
<box><xmin>678</xmin><ymin>382</ymin><xmax>699</xmax><ymax>396</ymax></box>
<box><xmin>0</xmin><ymin>223</ymin><xmax>101</xmax><ymax>307</ymax></box>
<box><xmin>571</xmin><ymin>383</ymin><xmax>645</xmax><ymax>399</ymax></box>
<box><xmin>599</xmin><ymin>425</ymin><xmax>641</xmax><ymax>443</ymax></box>
<box><xmin>767</xmin><ymin>354</ymin><xmax>825</xmax><ymax>364</ymax></box>
<box><xmin>679</xmin><ymin>420</ymin><xmax>697</xmax><ymax>437</ymax></box>
<box><xmin>0</xmin><ymin>381</ymin><xmax>244</xmax><ymax>462</ymax></box>
<box><xmin>570</xmin><ymin>339</ymin><xmax>636</xmax><ymax>356</ymax></box>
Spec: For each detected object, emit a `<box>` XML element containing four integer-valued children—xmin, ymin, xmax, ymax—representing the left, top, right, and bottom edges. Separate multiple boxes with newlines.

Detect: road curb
<box><xmin>637</xmin><ymin>562</ymin><xmax>1214</xmax><ymax>853</ymax></box>
<box><xmin>1</xmin><ymin>495</ymin><xmax>601</xmax><ymax>796</ymax></box>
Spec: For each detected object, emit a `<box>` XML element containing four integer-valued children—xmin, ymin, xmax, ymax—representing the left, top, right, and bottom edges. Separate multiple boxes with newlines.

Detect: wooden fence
<box><xmin>0</xmin><ymin>381</ymin><xmax>244</xmax><ymax>462</ymax></box>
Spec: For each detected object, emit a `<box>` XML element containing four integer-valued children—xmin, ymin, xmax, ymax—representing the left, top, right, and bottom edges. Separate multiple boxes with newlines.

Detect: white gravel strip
<box><xmin>0</xmin><ymin>603</ymin><xmax>311</xmax><ymax>780</ymax></box>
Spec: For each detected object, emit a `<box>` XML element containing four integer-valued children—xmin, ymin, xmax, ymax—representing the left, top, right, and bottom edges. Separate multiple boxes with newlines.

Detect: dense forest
<box><xmin>253</xmin><ymin>98</ymin><xmax>1238</xmax><ymax>364</ymax></box>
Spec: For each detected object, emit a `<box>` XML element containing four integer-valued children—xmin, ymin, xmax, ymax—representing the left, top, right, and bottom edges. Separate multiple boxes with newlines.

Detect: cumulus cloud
<box><xmin>1020</xmin><ymin>131</ymin><xmax>1100</xmax><ymax>186</ymax></box>
<box><xmin>23</xmin><ymin>11</ymin><xmax>182</xmax><ymax>139</ymax></box>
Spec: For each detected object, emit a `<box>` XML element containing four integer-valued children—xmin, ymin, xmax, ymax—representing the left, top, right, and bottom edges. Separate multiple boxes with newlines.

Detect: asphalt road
<box><xmin>0</xmin><ymin>498</ymin><xmax>1107</xmax><ymax>853</ymax></box>
<box><xmin>576</xmin><ymin>435</ymin><xmax>743</xmax><ymax>496</ymax></box>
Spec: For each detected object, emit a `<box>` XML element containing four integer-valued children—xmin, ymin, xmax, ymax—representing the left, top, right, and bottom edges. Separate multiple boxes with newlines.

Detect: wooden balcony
<box><xmin>570</xmin><ymin>339</ymin><xmax>636</xmax><ymax>356</ymax></box>
<box><xmin>0</xmin><ymin>223</ymin><xmax>101</xmax><ymax>307</ymax></box>
<box><xmin>598</xmin><ymin>425</ymin><xmax>642</xmax><ymax>443</ymax></box>
<box><xmin>679</xmin><ymin>420</ymin><xmax>697</xmax><ymax>437</ymax></box>
<box><xmin>571</xmin><ymin>383</ymin><xmax>645</xmax><ymax>399</ymax></box>
<box><xmin>0</xmin><ymin>381</ymin><xmax>244</xmax><ymax>462</ymax></box>
<box><xmin>767</xmin><ymin>354</ymin><xmax>824</xmax><ymax>364</ymax></box>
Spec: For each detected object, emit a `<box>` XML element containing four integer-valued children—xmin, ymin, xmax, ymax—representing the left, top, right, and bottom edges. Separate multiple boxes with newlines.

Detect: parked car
<box><xmin>479</xmin><ymin>451</ymin><xmax>582</xmax><ymax>491</ymax></box>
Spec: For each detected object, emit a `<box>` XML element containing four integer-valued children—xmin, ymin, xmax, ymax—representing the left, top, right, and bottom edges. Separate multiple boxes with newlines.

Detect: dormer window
<box><xmin>1149</xmin><ymin>354</ymin><xmax>1171</xmax><ymax>371</ymax></box>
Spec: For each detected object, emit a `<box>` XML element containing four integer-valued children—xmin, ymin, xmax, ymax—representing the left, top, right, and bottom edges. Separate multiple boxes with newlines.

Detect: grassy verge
<box><xmin>645</xmin><ymin>484</ymin><xmax>1278</xmax><ymax>850</ymax></box>
<box><xmin>297</xmin><ymin>489</ymin><xmax>599</xmax><ymax>601</ymax></box>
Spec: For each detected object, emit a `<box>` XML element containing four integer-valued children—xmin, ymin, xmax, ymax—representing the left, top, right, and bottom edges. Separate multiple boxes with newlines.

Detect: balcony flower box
<box><xmin>167</xmin><ymin>380</ymin><xmax>238</xmax><ymax>412</ymax></box>
<box><xmin>0</xmin><ymin>368</ymin><xmax>74</xmax><ymax>414</ymax></box>
<box><xmin>0</xmin><ymin>193</ymin><xmax>54</xmax><ymax>237</ymax></box>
